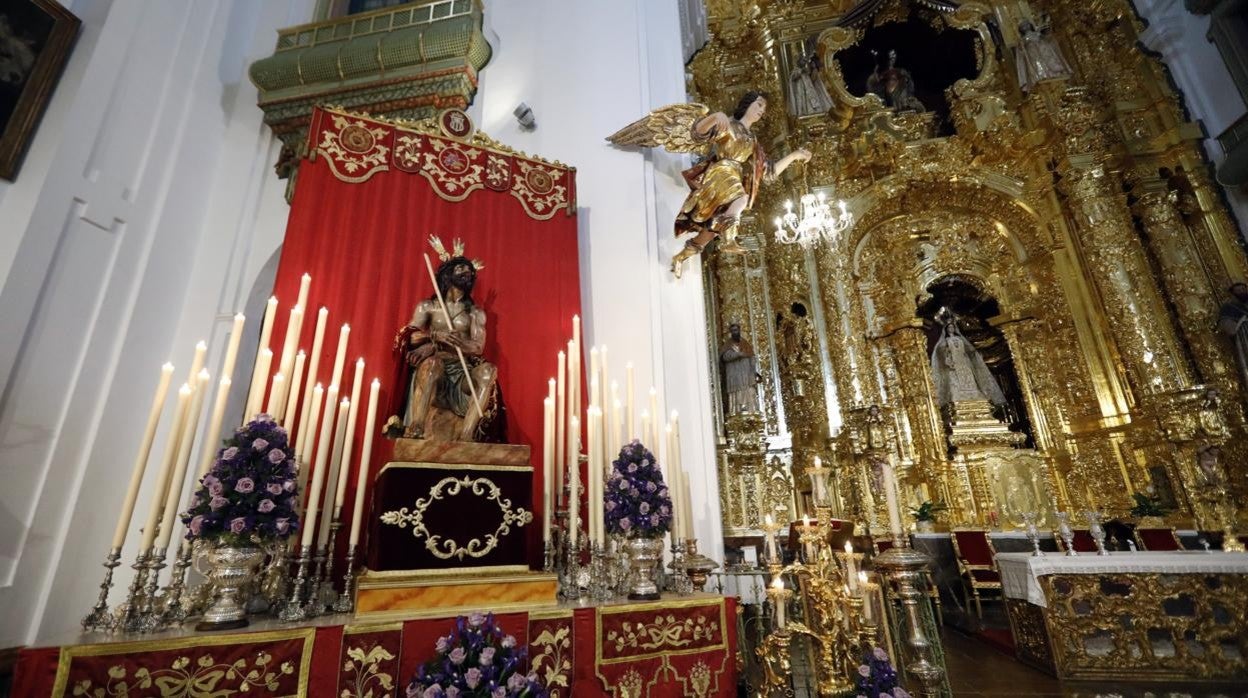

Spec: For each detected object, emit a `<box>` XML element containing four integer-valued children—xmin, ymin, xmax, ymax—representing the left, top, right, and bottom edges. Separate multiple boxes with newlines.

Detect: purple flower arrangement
<box><xmin>180</xmin><ymin>414</ymin><xmax>301</xmax><ymax>546</ymax></box>
<box><xmin>854</xmin><ymin>646</ymin><xmax>910</xmax><ymax>698</ymax></box>
<box><xmin>406</xmin><ymin>612</ymin><xmax>547</xmax><ymax>698</ymax></box>
<box><xmin>604</xmin><ymin>440</ymin><xmax>673</xmax><ymax>540</ymax></box>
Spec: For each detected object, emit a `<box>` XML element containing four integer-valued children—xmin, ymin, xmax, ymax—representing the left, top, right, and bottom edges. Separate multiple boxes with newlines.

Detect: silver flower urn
<box><xmin>194</xmin><ymin>544</ymin><xmax>267</xmax><ymax>631</ymax></box>
<box><xmin>625</xmin><ymin>537</ymin><xmax>665</xmax><ymax>601</ymax></box>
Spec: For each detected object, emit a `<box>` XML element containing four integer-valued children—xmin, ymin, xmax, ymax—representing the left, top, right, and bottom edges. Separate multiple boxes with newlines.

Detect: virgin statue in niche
<box><xmin>930</xmin><ymin>308</ymin><xmax>1006</xmax><ymax>409</ymax></box>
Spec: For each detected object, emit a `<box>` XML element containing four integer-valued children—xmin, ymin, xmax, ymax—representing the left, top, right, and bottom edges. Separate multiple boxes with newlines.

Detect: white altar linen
<box><xmin>996</xmin><ymin>551</ymin><xmax>1248</xmax><ymax>607</ymax></box>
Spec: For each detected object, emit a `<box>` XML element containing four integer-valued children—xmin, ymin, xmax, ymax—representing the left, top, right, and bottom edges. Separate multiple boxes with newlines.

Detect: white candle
<box><xmin>812</xmin><ymin>455</ymin><xmax>826</xmax><ymax>503</ymax></box>
<box><xmin>845</xmin><ymin>541</ymin><xmax>858</xmax><ymax>592</ymax></box>
<box><xmin>772</xmin><ymin>577</ymin><xmax>786</xmax><ymax>628</ymax></box>
<box><xmin>764</xmin><ymin>514</ymin><xmax>777</xmax><ymax>562</ymax></box>
<box><xmin>611</xmin><ymin>397</ymin><xmax>623</xmax><ymax>462</ymax></box>
<box><xmin>587</xmin><ymin>406</ymin><xmax>600</xmax><ymax>545</ymax></box>
<box><xmin>157</xmin><ymin>370</ymin><xmax>209</xmax><ymax>550</ymax></box>
<box><xmin>567</xmin><ymin>339</ymin><xmax>579</xmax><ymax>454</ymax></box>
<box><xmin>265</xmin><ymin>373</ymin><xmax>285</xmax><ymax>416</ymax></box>
<box><xmin>640</xmin><ymin>410</ymin><xmax>650</xmax><ymax>449</ymax></box>
<box><xmin>283</xmin><ymin>350</ymin><xmax>306</xmax><ymax>431</ymax></box>
<box><xmin>802</xmin><ymin>516</ymin><xmax>815</xmax><ymax>560</ymax></box>
<box><xmin>608</xmin><ymin>382</ymin><xmax>620</xmax><ymax>454</ymax></box>
<box><xmin>555</xmin><ymin>351</ymin><xmax>566</xmax><ymax>507</ymax></box>
<box><xmin>220</xmin><ymin>312</ymin><xmax>246</xmax><ymax>388</ymax></box>
<box><xmin>276</xmin><ymin>304</ymin><xmax>303</xmax><ymax>409</ymax></box>
<box><xmin>542</xmin><ymin>396</ymin><xmax>554</xmax><ymax>545</ymax></box>
<box><xmin>590</xmin><ymin>375</ymin><xmax>600</xmax><ymax>411</ymax></box>
<box><xmin>349</xmin><ymin>379</ymin><xmax>380</xmax><ymax>547</ymax></box>
<box><xmin>648</xmin><ymin>387</ymin><xmax>659</xmax><ymax>447</ymax></box>
<box><xmin>186</xmin><ymin>341</ymin><xmax>207</xmax><ymax>391</ymax></box>
<box><xmin>297</xmin><ymin>384</ymin><xmax>325</xmax><ymax>498</ymax></box>
<box><xmin>244</xmin><ymin>348</ymin><xmax>273</xmax><ymax>420</ymax></box>
<box><xmin>665</xmin><ymin>424</ymin><xmax>677</xmax><ymax>538</ymax></box>
<box><xmin>301</xmin><ymin>384</ymin><xmax>340</xmax><ymax>548</ymax></box>
<box><xmin>863</xmin><ymin>579</ymin><xmax>876</xmax><ymax>622</ymax></box>
<box><xmin>568</xmin><ymin>415</ymin><xmax>580</xmax><ymax>548</ymax></box>
<box><xmin>111</xmin><ymin>363</ymin><xmax>174</xmax><ymax>550</ymax></box>
<box><xmin>139</xmin><ymin>384</ymin><xmax>191</xmax><ymax>552</ymax></box>
<box><xmin>625</xmin><ymin>362</ymin><xmax>635</xmax><ymax>439</ymax></box>
<box><xmin>328</xmin><ymin>323</ymin><xmax>351</xmax><ymax>400</ymax></box>
<box><xmin>297</xmin><ymin>307</ymin><xmax>329</xmax><ymax>457</ymax></box>
<box><xmin>882</xmin><ymin>461</ymin><xmax>904</xmax><ymax>539</ymax></box>
<box><xmin>318</xmin><ymin>397</ymin><xmax>350</xmax><ymax>548</ymax></box>
<box><xmin>256</xmin><ymin>297</ymin><xmax>278</xmax><ymax>367</ymax></box>
<box><xmin>334</xmin><ymin>358</ymin><xmax>365</xmax><ymax>516</ymax></box>
<box><xmin>296</xmin><ymin>273</ymin><xmax>312</xmax><ymax>315</ymax></box>
<box><xmin>195</xmin><ymin>376</ymin><xmax>232</xmax><ymax>479</ymax></box>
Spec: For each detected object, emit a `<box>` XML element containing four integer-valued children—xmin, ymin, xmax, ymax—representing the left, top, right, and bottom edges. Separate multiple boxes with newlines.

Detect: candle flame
<box><xmin>197</xmin><ymin>369</ymin><xmax>210</xmax><ymax>381</ymax></box>
<box><xmin>371</xmin><ymin>378</ymin><xmax>380</xmax><ymax>386</ymax></box>
<box><xmin>179</xmin><ymin>384</ymin><xmax>192</xmax><ymax>395</ymax></box>
<box><xmin>162</xmin><ymin>362</ymin><xmax>175</xmax><ymax>372</ymax></box>
<box><xmin>195</xmin><ymin>340</ymin><xmax>208</xmax><ymax>350</ymax></box>
<box><xmin>771</xmin><ymin>576</ymin><xmax>784</xmax><ymax>590</ymax></box>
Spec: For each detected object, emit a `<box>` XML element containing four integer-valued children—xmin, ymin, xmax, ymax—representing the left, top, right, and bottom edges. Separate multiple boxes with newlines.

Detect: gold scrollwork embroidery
<box><xmin>606</xmin><ymin>613</ymin><xmax>720</xmax><ymax>653</ymax></box>
<box><xmin>379</xmin><ymin>476</ymin><xmax>532</xmax><ymax>560</ymax></box>
<box><xmin>318</xmin><ymin>115</ymin><xmax>390</xmax><ymax>183</ymax></box>
<box><xmin>70</xmin><ymin>652</ymin><xmax>295</xmax><ymax>697</ymax></box>
<box><xmin>340</xmin><ymin>644</ymin><xmax>396</xmax><ymax>698</ymax></box>
<box><xmin>530</xmin><ymin>626</ymin><xmax>572</xmax><ymax>696</ymax></box>
<box><xmin>510</xmin><ymin>160</ymin><xmax>568</xmax><ymax>220</ymax></box>
<box><xmin>687</xmin><ymin>660</ymin><xmax>712</xmax><ymax>698</ymax></box>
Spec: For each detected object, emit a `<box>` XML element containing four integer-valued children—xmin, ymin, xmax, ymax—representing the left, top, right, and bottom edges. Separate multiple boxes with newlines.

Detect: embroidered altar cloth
<box><xmin>996</xmin><ymin>551</ymin><xmax>1248</xmax><ymax>606</ymax></box>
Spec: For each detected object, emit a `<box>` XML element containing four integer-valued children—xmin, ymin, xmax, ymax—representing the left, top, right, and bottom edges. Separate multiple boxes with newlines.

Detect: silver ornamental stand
<box><xmin>82</xmin><ymin>549</ymin><xmax>123</xmax><ymax>632</ymax></box>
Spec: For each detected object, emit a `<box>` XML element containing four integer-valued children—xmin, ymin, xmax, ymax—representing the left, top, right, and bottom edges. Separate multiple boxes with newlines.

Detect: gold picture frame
<box><xmin>0</xmin><ymin>0</ymin><xmax>80</xmax><ymax>181</ymax></box>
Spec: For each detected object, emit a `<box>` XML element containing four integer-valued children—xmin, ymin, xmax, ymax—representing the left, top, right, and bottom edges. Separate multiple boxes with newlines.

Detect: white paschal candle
<box><xmin>349</xmin><ymin>379</ymin><xmax>380</xmax><ymax>547</ymax></box>
<box><xmin>195</xmin><ymin>376</ymin><xmax>232</xmax><ymax>479</ymax></box>
<box><xmin>317</xmin><ymin>397</ymin><xmax>350</xmax><ymax>548</ymax></box>
<box><xmin>139</xmin><ymin>384</ymin><xmax>192</xmax><ymax>552</ymax></box>
<box><xmin>301</xmin><ymin>384</ymin><xmax>340</xmax><ymax>549</ymax></box>
<box><xmin>542</xmin><ymin>396</ymin><xmax>554</xmax><ymax>545</ymax></box>
<box><xmin>555</xmin><ymin>351</ymin><xmax>566</xmax><ymax>507</ymax></box>
<box><xmin>220</xmin><ymin>312</ymin><xmax>246</xmax><ymax>388</ymax></box>
<box><xmin>882</xmin><ymin>461</ymin><xmax>904</xmax><ymax>539</ymax></box>
<box><xmin>297</xmin><ymin>307</ymin><xmax>329</xmax><ymax>457</ymax></box>
<box><xmin>265</xmin><ymin>373</ymin><xmax>285</xmax><ymax>416</ymax></box>
<box><xmin>328</xmin><ymin>323</ymin><xmax>350</xmax><ymax>399</ymax></box>
<box><xmin>568</xmin><ymin>415</ymin><xmax>580</xmax><ymax>548</ymax></box>
<box><xmin>283</xmin><ymin>350</ymin><xmax>306</xmax><ymax>431</ymax></box>
<box><xmin>244</xmin><ymin>348</ymin><xmax>273</xmax><ymax>420</ymax></box>
<box><xmin>110</xmin><ymin>362</ymin><xmax>174</xmax><ymax>551</ymax></box>
<box><xmin>297</xmin><ymin>384</ymin><xmax>325</xmax><ymax>500</ymax></box>
<box><xmin>333</xmin><ymin>358</ymin><xmax>365</xmax><ymax>518</ymax></box>
<box><xmin>625</xmin><ymin>362</ymin><xmax>635</xmax><ymax>440</ymax></box>
<box><xmin>156</xmin><ymin>370</ymin><xmax>209</xmax><ymax>551</ymax></box>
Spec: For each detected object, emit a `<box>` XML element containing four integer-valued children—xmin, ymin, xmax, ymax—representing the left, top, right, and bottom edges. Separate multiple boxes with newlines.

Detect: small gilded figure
<box><xmin>607</xmin><ymin>92</ymin><xmax>812</xmax><ymax>278</ymax></box>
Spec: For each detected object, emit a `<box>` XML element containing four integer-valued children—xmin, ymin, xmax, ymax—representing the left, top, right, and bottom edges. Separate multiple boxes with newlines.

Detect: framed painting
<box><xmin>0</xmin><ymin>0</ymin><xmax>80</xmax><ymax>181</ymax></box>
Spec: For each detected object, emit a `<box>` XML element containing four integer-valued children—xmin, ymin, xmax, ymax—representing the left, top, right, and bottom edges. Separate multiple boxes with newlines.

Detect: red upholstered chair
<box><xmin>950</xmin><ymin>528</ymin><xmax>1001</xmax><ymax>618</ymax></box>
<box><xmin>1135</xmin><ymin>527</ymin><xmax>1182</xmax><ymax>551</ymax></box>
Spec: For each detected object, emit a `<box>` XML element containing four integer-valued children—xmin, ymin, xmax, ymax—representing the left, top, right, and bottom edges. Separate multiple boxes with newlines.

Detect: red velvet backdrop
<box><xmin>268</xmin><ymin>108</ymin><xmax>580</xmax><ymax>566</ymax></box>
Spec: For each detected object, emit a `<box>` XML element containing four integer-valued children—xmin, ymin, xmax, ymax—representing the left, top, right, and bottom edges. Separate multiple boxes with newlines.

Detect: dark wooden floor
<box><xmin>943</xmin><ymin>629</ymin><xmax>1248</xmax><ymax>698</ymax></box>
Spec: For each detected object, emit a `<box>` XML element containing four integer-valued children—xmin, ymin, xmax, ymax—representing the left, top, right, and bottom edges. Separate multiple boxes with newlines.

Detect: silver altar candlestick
<box><xmin>115</xmin><ymin>550</ymin><xmax>152</xmax><ymax>633</ymax></box>
<box><xmin>259</xmin><ymin>545</ymin><xmax>289</xmax><ymax>614</ymax></box>
<box><xmin>137</xmin><ymin>548</ymin><xmax>169</xmax><ymax>633</ymax></box>
<box><xmin>278</xmin><ymin>545</ymin><xmax>312</xmax><ymax>622</ymax></box>
<box><xmin>667</xmin><ymin>538</ymin><xmax>694</xmax><ymax>595</ymax></box>
<box><xmin>1023</xmin><ymin>512</ymin><xmax>1045</xmax><ymax>557</ymax></box>
<box><xmin>543</xmin><ymin>539</ymin><xmax>555</xmax><ymax>572</ymax></box>
<box><xmin>1055</xmin><ymin>511</ymin><xmax>1077</xmax><ymax>556</ymax></box>
<box><xmin>161</xmin><ymin>543</ymin><xmax>194</xmax><ymax>624</ymax></box>
<box><xmin>682</xmin><ymin>538</ymin><xmax>719</xmax><ymax>592</ymax></box>
<box><xmin>305</xmin><ymin>546</ymin><xmax>328</xmax><ymax>617</ymax></box>
<box><xmin>589</xmin><ymin>541</ymin><xmax>615</xmax><ymax>601</ymax></box>
<box><xmin>1084</xmin><ymin>510</ymin><xmax>1109</xmax><ymax>556</ymax></box>
<box><xmin>873</xmin><ymin>536</ymin><xmax>948</xmax><ymax>698</ymax></box>
<box><xmin>333</xmin><ymin>544</ymin><xmax>358</xmax><ymax>613</ymax></box>
<box><xmin>82</xmin><ymin>548</ymin><xmax>122</xmax><ymax>633</ymax></box>
<box><xmin>317</xmin><ymin>520</ymin><xmax>343</xmax><ymax>609</ymax></box>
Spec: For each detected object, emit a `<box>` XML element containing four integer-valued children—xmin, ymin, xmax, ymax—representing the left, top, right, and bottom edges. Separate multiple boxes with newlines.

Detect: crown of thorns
<box><xmin>428</xmin><ymin>235</ymin><xmax>485</xmax><ymax>270</ymax></box>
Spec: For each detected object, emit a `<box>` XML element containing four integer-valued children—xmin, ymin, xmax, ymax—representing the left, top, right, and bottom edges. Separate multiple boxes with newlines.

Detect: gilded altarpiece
<box><xmin>694</xmin><ymin>0</ymin><xmax>1248</xmax><ymax>535</ymax></box>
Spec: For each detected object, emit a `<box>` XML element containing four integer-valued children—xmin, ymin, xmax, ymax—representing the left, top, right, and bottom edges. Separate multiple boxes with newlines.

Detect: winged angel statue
<box><xmin>607</xmin><ymin>92</ymin><xmax>812</xmax><ymax>278</ymax></box>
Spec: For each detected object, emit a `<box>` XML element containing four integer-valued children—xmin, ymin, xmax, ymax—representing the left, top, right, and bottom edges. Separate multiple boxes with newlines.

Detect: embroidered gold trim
<box><xmin>379</xmin><ymin>475</ymin><xmax>532</xmax><ymax>560</ymax></box>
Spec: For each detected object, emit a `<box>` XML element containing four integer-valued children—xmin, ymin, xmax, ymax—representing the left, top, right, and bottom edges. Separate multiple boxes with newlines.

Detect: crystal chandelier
<box><xmin>773</xmin><ymin>191</ymin><xmax>853</xmax><ymax>248</ymax></box>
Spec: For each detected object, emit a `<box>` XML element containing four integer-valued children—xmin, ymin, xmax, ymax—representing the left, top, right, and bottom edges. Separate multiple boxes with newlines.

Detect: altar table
<box><xmin>996</xmin><ymin>551</ymin><xmax>1248</xmax><ymax>681</ymax></box>
<box><xmin>12</xmin><ymin>594</ymin><xmax>738</xmax><ymax>697</ymax></box>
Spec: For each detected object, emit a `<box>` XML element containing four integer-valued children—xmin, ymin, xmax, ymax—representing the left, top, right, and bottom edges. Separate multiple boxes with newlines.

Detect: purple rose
<box><xmin>507</xmin><ymin>673</ymin><xmax>527</xmax><ymax>691</ymax></box>
<box><xmin>222</xmin><ymin>447</ymin><xmax>239</xmax><ymax>460</ymax></box>
<box><xmin>660</xmin><ymin>505</ymin><xmax>670</xmax><ymax>516</ymax></box>
<box><xmin>208</xmin><ymin>481</ymin><xmax>224</xmax><ymax>497</ymax></box>
<box><xmin>491</xmin><ymin>686</ymin><xmax>505</xmax><ymax>698</ymax></box>
<box><xmin>873</xmin><ymin>647</ymin><xmax>888</xmax><ymax>662</ymax></box>
<box><xmin>620</xmin><ymin>518</ymin><xmax>632</xmax><ymax>531</ymax></box>
<box><xmin>893</xmin><ymin>690</ymin><xmax>912</xmax><ymax>698</ymax></box>
<box><xmin>465</xmin><ymin>667</ymin><xmax>482</xmax><ymax>688</ymax></box>
<box><xmin>189</xmin><ymin>515</ymin><xmax>204</xmax><ymax>535</ymax></box>
<box><xmin>252</xmin><ymin>438</ymin><xmax>269</xmax><ymax>451</ymax></box>
<box><xmin>659</xmin><ymin>488</ymin><xmax>669</xmax><ymax>498</ymax></box>
<box><xmin>203</xmin><ymin>474</ymin><xmax>219</xmax><ymax>487</ymax></box>
<box><xmin>618</xmin><ymin>480</ymin><xmax>629</xmax><ymax>491</ymax></box>
<box><xmin>235</xmin><ymin>477</ymin><xmax>255</xmax><ymax>493</ymax></box>
<box><xmin>229</xmin><ymin>517</ymin><xmax>247</xmax><ymax>534</ymax></box>
<box><xmin>267</xmin><ymin>483</ymin><xmax>283</xmax><ymax>495</ymax></box>
<box><xmin>209</xmin><ymin>495</ymin><xmax>229</xmax><ymax>510</ymax></box>
<box><xmin>406</xmin><ymin>684</ymin><xmax>421</xmax><ymax>698</ymax></box>
<box><xmin>650</xmin><ymin>514</ymin><xmax>660</xmax><ymax>527</ymax></box>
<box><xmin>639</xmin><ymin>502</ymin><xmax>650</xmax><ymax>515</ymax></box>
<box><xmin>423</xmin><ymin>687</ymin><xmax>443</xmax><ymax>698</ymax></box>
<box><xmin>479</xmin><ymin>647</ymin><xmax>495</xmax><ymax>666</ymax></box>
<box><xmin>468</xmin><ymin>611</ymin><xmax>486</xmax><ymax>627</ymax></box>
<box><xmin>646</xmin><ymin>481</ymin><xmax>657</xmax><ymax>492</ymax></box>
<box><xmin>255</xmin><ymin>413</ymin><xmax>275</xmax><ymax>424</ymax></box>
<box><xmin>445</xmin><ymin>689</ymin><xmax>460</xmax><ymax>698</ymax></box>
<box><xmin>448</xmin><ymin>647</ymin><xmax>466</xmax><ymax>665</ymax></box>
<box><xmin>258</xmin><ymin>499</ymin><xmax>275</xmax><ymax>513</ymax></box>
<box><xmin>629</xmin><ymin>488</ymin><xmax>639</xmax><ymax>498</ymax></box>
<box><xmin>502</xmin><ymin>635</ymin><xmax>516</xmax><ymax>648</ymax></box>
<box><xmin>435</xmin><ymin>636</ymin><xmax>449</xmax><ymax>654</ymax></box>
<box><xmin>628</xmin><ymin>463</ymin><xmax>638</xmax><ymax>473</ymax></box>
<box><xmin>283</xmin><ymin>479</ymin><xmax>296</xmax><ymax>492</ymax></box>
<box><xmin>606</xmin><ymin>500</ymin><xmax>617</xmax><ymax>510</ymax></box>
<box><xmin>268</xmin><ymin>449</ymin><xmax>286</xmax><ymax>464</ymax></box>
<box><xmin>275</xmin><ymin>518</ymin><xmax>290</xmax><ymax>534</ymax></box>
<box><xmin>858</xmin><ymin>665</ymin><xmax>871</xmax><ymax>678</ymax></box>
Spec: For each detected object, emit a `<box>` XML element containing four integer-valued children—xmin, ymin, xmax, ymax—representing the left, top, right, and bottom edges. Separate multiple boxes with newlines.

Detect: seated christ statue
<box><xmin>386</xmin><ymin>237</ymin><xmax>506</xmax><ymax>443</ymax></box>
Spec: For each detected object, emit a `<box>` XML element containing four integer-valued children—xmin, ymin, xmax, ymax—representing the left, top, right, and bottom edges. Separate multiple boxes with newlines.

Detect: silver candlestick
<box><xmin>278</xmin><ymin>545</ymin><xmax>312</xmax><ymax>622</ymax></box>
<box><xmin>161</xmin><ymin>543</ymin><xmax>195</xmax><ymax>624</ymax></box>
<box><xmin>333</xmin><ymin>544</ymin><xmax>358</xmax><ymax>613</ymax></box>
<box><xmin>137</xmin><ymin>547</ymin><xmax>169</xmax><ymax>633</ymax></box>
<box><xmin>543</xmin><ymin>539</ymin><xmax>555</xmax><ymax>572</ymax></box>
<box><xmin>115</xmin><ymin>550</ymin><xmax>152</xmax><ymax>633</ymax></box>
<box><xmin>317</xmin><ymin>520</ymin><xmax>343</xmax><ymax>610</ymax></box>
<box><xmin>589</xmin><ymin>542</ymin><xmax>616</xmax><ymax>601</ymax></box>
<box><xmin>667</xmin><ymin>539</ymin><xmax>694</xmax><ymax>595</ymax></box>
<box><xmin>1084</xmin><ymin>510</ymin><xmax>1109</xmax><ymax>556</ymax></box>
<box><xmin>1055</xmin><ymin>512</ymin><xmax>1077</xmax><ymax>556</ymax></box>
<box><xmin>1023</xmin><ymin>512</ymin><xmax>1045</xmax><ymax>557</ymax></box>
<box><xmin>305</xmin><ymin>546</ymin><xmax>328</xmax><ymax>617</ymax></box>
<box><xmin>82</xmin><ymin>548</ymin><xmax>123</xmax><ymax>632</ymax></box>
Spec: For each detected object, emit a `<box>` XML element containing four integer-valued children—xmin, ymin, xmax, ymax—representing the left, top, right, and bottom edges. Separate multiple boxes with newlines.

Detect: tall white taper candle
<box><xmin>297</xmin><ymin>307</ymin><xmax>329</xmax><ymax>457</ymax></box>
<box><xmin>196</xmin><ymin>376</ymin><xmax>232</xmax><ymax>479</ymax></box>
<box><xmin>555</xmin><ymin>350</ymin><xmax>566</xmax><ymax>507</ymax></box>
<box><xmin>111</xmin><ymin>363</ymin><xmax>174</xmax><ymax>550</ymax></box>
<box><xmin>283</xmin><ymin>350</ymin><xmax>306</xmax><ymax>431</ymax></box>
<box><xmin>625</xmin><ymin>362</ymin><xmax>635</xmax><ymax>439</ymax></box>
<box><xmin>297</xmin><ymin>384</ymin><xmax>325</xmax><ymax>501</ymax></box>
<box><xmin>318</xmin><ymin>397</ymin><xmax>350</xmax><ymax>548</ymax></box>
<box><xmin>220</xmin><ymin>312</ymin><xmax>246</xmax><ymax>388</ymax></box>
<box><xmin>156</xmin><ymin>370</ymin><xmax>209</xmax><ymax>550</ymax></box>
<box><xmin>542</xmin><ymin>396</ymin><xmax>554</xmax><ymax>545</ymax></box>
<box><xmin>301</xmin><ymin>384</ymin><xmax>340</xmax><ymax>548</ymax></box>
<box><xmin>333</xmin><ymin>358</ymin><xmax>365</xmax><ymax>517</ymax></box>
<box><xmin>349</xmin><ymin>379</ymin><xmax>380</xmax><ymax>547</ymax></box>
<box><xmin>329</xmin><ymin>323</ymin><xmax>350</xmax><ymax>399</ymax></box>
<box><xmin>139</xmin><ymin>384</ymin><xmax>191</xmax><ymax>552</ymax></box>
<box><xmin>244</xmin><ymin>348</ymin><xmax>273</xmax><ymax>420</ymax></box>
<box><xmin>568</xmin><ymin>415</ymin><xmax>580</xmax><ymax>548</ymax></box>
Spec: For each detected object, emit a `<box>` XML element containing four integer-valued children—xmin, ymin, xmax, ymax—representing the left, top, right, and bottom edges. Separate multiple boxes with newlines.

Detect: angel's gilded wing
<box><xmin>606</xmin><ymin>103</ymin><xmax>712</xmax><ymax>154</ymax></box>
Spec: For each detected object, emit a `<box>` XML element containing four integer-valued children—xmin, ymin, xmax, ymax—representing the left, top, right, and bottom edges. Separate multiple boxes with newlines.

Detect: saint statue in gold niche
<box><xmin>607</xmin><ymin>92</ymin><xmax>812</xmax><ymax>278</ymax></box>
<box><xmin>930</xmin><ymin>308</ymin><xmax>1006</xmax><ymax>409</ymax></box>
<box><xmin>386</xmin><ymin>237</ymin><xmax>505</xmax><ymax>443</ymax></box>
<box><xmin>1014</xmin><ymin>18</ymin><xmax>1072</xmax><ymax>93</ymax></box>
<box><xmin>720</xmin><ymin>322</ymin><xmax>760</xmax><ymax>415</ymax></box>
<box><xmin>866</xmin><ymin>50</ymin><xmax>926</xmax><ymax>113</ymax></box>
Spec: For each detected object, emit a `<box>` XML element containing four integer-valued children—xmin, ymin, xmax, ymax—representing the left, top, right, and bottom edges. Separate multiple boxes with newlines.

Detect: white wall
<box><xmin>0</xmin><ymin>0</ymin><xmax>312</xmax><ymax>646</ymax></box>
<box><xmin>0</xmin><ymin>0</ymin><xmax>711</xmax><ymax>646</ymax></box>
<box><xmin>1135</xmin><ymin>0</ymin><xmax>1248</xmax><ymax>231</ymax></box>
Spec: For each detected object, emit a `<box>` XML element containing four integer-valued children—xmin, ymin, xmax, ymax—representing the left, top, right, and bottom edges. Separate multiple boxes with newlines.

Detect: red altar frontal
<box><xmin>12</xmin><ymin>596</ymin><xmax>738</xmax><ymax>697</ymax></box>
